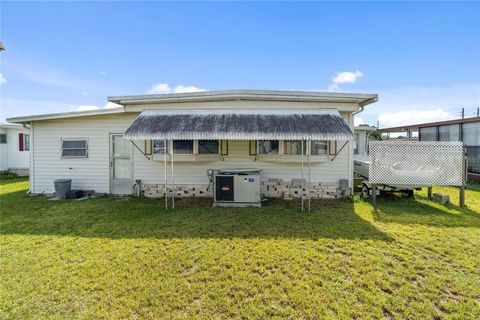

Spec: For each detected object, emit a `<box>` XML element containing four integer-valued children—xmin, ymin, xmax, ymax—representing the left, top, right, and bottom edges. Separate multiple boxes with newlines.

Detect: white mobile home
<box><xmin>8</xmin><ymin>90</ymin><xmax>377</xmax><ymax>199</ymax></box>
<box><xmin>0</xmin><ymin>123</ymin><xmax>30</xmax><ymax>176</ymax></box>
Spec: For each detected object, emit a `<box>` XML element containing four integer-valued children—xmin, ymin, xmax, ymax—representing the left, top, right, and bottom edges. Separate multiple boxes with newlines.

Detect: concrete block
<box><xmin>432</xmin><ymin>193</ymin><xmax>450</xmax><ymax>205</ymax></box>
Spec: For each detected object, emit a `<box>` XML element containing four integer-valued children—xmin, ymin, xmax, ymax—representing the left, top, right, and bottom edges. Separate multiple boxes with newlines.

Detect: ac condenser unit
<box><xmin>213</xmin><ymin>168</ymin><xmax>261</xmax><ymax>207</ymax></box>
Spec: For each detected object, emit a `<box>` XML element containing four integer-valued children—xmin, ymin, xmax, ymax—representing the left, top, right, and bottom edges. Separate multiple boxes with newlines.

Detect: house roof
<box><xmin>109</xmin><ymin>89</ymin><xmax>378</xmax><ymax>106</ymax></box>
<box><xmin>378</xmin><ymin>117</ymin><xmax>480</xmax><ymax>133</ymax></box>
<box><xmin>7</xmin><ymin>90</ymin><xmax>378</xmax><ymax>124</ymax></box>
<box><xmin>124</xmin><ymin>109</ymin><xmax>353</xmax><ymax>140</ymax></box>
<box><xmin>7</xmin><ymin>107</ymin><xmax>125</xmax><ymax>124</ymax></box>
<box><xmin>0</xmin><ymin>122</ymin><xmax>27</xmax><ymax>129</ymax></box>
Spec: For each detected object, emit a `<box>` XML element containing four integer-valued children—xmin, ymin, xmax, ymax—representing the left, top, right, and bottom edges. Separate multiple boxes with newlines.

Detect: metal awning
<box><xmin>124</xmin><ymin>109</ymin><xmax>353</xmax><ymax>140</ymax></box>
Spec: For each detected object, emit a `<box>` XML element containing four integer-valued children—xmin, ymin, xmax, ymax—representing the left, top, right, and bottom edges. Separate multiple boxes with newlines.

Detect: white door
<box><xmin>110</xmin><ymin>134</ymin><xmax>133</xmax><ymax>195</ymax></box>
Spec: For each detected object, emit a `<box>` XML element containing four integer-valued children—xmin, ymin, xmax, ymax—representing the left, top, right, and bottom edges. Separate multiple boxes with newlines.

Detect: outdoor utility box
<box><xmin>54</xmin><ymin>178</ymin><xmax>72</xmax><ymax>199</ymax></box>
<box><xmin>213</xmin><ymin>169</ymin><xmax>261</xmax><ymax>207</ymax></box>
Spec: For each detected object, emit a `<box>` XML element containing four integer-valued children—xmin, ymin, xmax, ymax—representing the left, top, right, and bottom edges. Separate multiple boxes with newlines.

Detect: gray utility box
<box><xmin>54</xmin><ymin>178</ymin><xmax>72</xmax><ymax>199</ymax></box>
<box><xmin>213</xmin><ymin>169</ymin><xmax>261</xmax><ymax>207</ymax></box>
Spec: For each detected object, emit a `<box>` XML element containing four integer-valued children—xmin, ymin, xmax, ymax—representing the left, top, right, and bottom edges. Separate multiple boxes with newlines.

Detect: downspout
<box><xmin>349</xmin><ymin>96</ymin><xmax>378</xmax><ymax>193</ymax></box>
<box><xmin>28</xmin><ymin>122</ymin><xmax>34</xmax><ymax>194</ymax></box>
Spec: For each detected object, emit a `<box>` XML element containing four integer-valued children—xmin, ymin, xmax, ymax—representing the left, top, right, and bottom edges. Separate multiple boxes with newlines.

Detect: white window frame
<box><xmin>61</xmin><ymin>138</ymin><xmax>89</xmax><ymax>158</ymax></box>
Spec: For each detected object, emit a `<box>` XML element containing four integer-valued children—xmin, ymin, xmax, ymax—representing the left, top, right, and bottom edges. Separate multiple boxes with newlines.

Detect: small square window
<box><xmin>0</xmin><ymin>134</ymin><xmax>6</xmax><ymax>144</ymax></box>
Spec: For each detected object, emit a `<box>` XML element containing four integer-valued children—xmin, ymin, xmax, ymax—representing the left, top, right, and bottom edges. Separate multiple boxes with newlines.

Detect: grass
<box><xmin>1</xmin><ymin>177</ymin><xmax>479</xmax><ymax>319</ymax></box>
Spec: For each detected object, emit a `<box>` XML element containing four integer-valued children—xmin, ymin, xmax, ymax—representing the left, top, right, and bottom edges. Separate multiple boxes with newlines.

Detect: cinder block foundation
<box><xmin>140</xmin><ymin>178</ymin><xmax>349</xmax><ymax>199</ymax></box>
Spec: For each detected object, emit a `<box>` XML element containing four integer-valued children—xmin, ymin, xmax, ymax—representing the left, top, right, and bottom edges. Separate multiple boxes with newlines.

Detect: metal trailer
<box><xmin>359</xmin><ymin>180</ymin><xmax>421</xmax><ymax>198</ymax></box>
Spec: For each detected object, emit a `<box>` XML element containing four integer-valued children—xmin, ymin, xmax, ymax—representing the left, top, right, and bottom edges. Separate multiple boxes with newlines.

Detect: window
<box><xmin>310</xmin><ymin>140</ymin><xmax>327</xmax><ymax>155</ymax></box>
<box><xmin>173</xmin><ymin>140</ymin><xmax>194</xmax><ymax>154</ymax></box>
<box><xmin>153</xmin><ymin>140</ymin><xmax>168</xmax><ymax>154</ymax></box>
<box><xmin>61</xmin><ymin>139</ymin><xmax>88</xmax><ymax>158</ymax></box>
<box><xmin>24</xmin><ymin>134</ymin><xmax>30</xmax><ymax>151</ymax></box>
<box><xmin>439</xmin><ymin>124</ymin><xmax>460</xmax><ymax>141</ymax></box>
<box><xmin>18</xmin><ymin>133</ymin><xmax>29</xmax><ymax>151</ymax></box>
<box><xmin>258</xmin><ymin>140</ymin><xmax>279</xmax><ymax>154</ymax></box>
<box><xmin>462</xmin><ymin>122</ymin><xmax>480</xmax><ymax>146</ymax></box>
<box><xmin>467</xmin><ymin>146</ymin><xmax>480</xmax><ymax>174</ymax></box>
<box><xmin>419</xmin><ymin>127</ymin><xmax>437</xmax><ymax>141</ymax></box>
<box><xmin>0</xmin><ymin>134</ymin><xmax>6</xmax><ymax>144</ymax></box>
<box><xmin>198</xmin><ymin>140</ymin><xmax>219</xmax><ymax>154</ymax></box>
<box><xmin>283</xmin><ymin>140</ymin><xmax>307</xmax><ymax>155</ymax></box>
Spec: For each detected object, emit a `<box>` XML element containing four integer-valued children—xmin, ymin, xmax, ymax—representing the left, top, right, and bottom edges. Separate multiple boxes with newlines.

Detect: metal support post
<box><xmin>164</xmin><ymin>139</ymin><xmax>168</xmax><ymax>210</ymax></box>
<box><xmin>301</xmin><ymin>140</ymin><xmax>304</xmax><ymax>212</ymax></box>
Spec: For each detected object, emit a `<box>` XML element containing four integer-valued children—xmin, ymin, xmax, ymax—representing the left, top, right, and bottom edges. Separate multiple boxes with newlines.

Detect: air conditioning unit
<box><xmin>213</xmin><ymin>168</ymin><xmax>261</xmax><ymax>207</ymax></box>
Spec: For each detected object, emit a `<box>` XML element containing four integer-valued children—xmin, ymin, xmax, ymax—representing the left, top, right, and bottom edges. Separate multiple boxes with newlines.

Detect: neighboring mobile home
<box><xmin>0</xmin><ymin>123</ymin><xmax>30</xmax><ymax>176</ymax></box>
<box><xmin>8</xmin><ymin>90</ymin><xmax>377</xmax><ymax>198</ymax></box>
<box><xmin>353</xmin><ymin>125</ymin><xmax>377</xmax><ymax>160</ymax></box>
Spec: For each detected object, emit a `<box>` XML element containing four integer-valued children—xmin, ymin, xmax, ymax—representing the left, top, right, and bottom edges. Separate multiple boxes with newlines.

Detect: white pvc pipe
<box><xmin>171</xmin><ymin>145</ymin><xmax>175</xmax><ymax>209</ymax></box>
<box><xmin>308</xmin><ymin>139</ymin><xmax>311</xmax><ymax>212</ymax></box>
<box><xmin>164</xmin><ymin>139</ymin><xmax>167</xmax><ymax>210</ymax></box>
<box><xmin>301</xmin><ymin>140</ymin><xmax>304</xmax><ymax>212</ymax></box>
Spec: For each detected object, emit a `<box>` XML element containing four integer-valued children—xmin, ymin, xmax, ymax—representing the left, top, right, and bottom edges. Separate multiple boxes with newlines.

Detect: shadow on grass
<box><xmin>1</xmin><ymin>190</ymin><xmax>392</xmax><ymax>241</ymax></box>
<box><xmin>371</xmin><ymin>194</ymin><xmax>480</xmax><ymax>228</ymax></box>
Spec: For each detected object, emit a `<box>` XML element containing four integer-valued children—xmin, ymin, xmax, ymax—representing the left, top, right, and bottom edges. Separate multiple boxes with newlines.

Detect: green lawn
<box><xmin>1</xmin><ymin>177</ymin><xmax>479</xmax><ymax>319</ymax></box>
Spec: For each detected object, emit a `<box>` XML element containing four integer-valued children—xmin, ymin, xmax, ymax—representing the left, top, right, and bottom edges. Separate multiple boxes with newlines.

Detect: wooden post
<box><xmin>460</xmin><ymin>146</ymin><xmax>466</xmax><ymax>208</ymax></box>
<box><xmin>371</xmin><ymin>184</ymin><xmax>377</xmax><ymax>206</ymax></box>
<box><xmin>427</xmin><ymin>186</ymin><xmax>432</xmax><ymax>199</ymax></box>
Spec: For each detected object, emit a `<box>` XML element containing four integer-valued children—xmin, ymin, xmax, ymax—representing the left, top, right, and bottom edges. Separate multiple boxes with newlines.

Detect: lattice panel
<box><xmin>369</xmin><ymin>141</ymin><xmax>464</xmax><ymax>186</ymax></box>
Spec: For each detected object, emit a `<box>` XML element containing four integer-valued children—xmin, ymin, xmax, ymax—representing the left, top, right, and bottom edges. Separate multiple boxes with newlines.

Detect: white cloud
<box><xmin>104</xmin><ymin>102</ymin><xmax>122</xmax><ymax>109</ymax></box>
<box><xmin>147</xmin><ymin>83</ymin><xmax>205</xmax><ymax>94</ymax></box>
<box><xmin>354</xmin><ymin>116</ymin><xmax>366</xmax><ymax>126</ymax></box>
<box><xmin>75</xmin><ymin>105</ymin><xmax>99</xmax><ymax>111</ymax></box>
<box><xmin>0</xmin><ymin>74</ymin><xmax>6</xmax><ymax>85</ymax></box>
<box><xmin>361</xmin><ymin>84</ymin><xmax>480</xmax><ymax>128</ymax></box>
<box><xmin>328</xmin><ymin>70</ymin><xmax>364</xmax><ymax>91</ymax></box>
<box><xmin>148</xmin><ymin>83</ymin><xmax>172</xmax><ymax>94</ymax></box>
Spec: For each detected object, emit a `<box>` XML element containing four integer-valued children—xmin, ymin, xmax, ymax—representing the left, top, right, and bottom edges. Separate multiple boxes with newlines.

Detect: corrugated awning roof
<box><xmin>124</xmin><ymin>110</ymin><xmax>353</xmax><ymax>140</ymax></box>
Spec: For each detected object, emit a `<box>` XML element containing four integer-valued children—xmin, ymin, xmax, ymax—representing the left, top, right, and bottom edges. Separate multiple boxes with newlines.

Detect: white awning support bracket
<box><xmin>330</xmin><ymin>141</ymin><xmax>349</xmax><ymax>162</ymax></box>
<box><xmin>129</xmin><ymin>140</ymin><xmax>151</xmax><ymax>160</ymax></box>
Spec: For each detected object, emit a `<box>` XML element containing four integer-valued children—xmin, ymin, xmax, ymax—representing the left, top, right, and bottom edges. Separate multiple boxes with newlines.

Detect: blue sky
<box><xmin>1</xmin><ymin>1</ymin><xmax>479</xmax><ymax>127</ymax></box>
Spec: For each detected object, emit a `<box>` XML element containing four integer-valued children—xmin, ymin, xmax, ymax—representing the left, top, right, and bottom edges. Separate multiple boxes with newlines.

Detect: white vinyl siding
<box><xmin>31</xmin><ymin>111</ymin><xmax>354</xmax><ymax>193</ymax></box>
